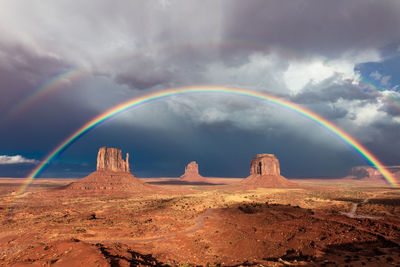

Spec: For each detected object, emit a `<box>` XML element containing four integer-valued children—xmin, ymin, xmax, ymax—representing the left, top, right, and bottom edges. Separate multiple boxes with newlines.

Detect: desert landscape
<box><xmin>2</xmin><ymin>1</ymin><xmax>400</xmax><ymax>266</ymax></box>
<box><xmin>1</xmin><ymin>147</ymin><xmax>400</xmax><ymax>266</ymax></box>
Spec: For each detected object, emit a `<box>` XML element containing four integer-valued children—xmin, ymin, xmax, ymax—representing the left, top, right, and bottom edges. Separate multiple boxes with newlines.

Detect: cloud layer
<box><xmin>0</xmin><ymin>0</ymin><xmax>399</xmax><ymax>177</ymax></box>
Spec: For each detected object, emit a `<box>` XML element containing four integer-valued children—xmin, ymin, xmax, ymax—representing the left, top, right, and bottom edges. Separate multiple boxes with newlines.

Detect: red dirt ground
<box><xmin>1</xmin><ymin>177</ymin><xmax>400</xmax><ymax>266</ymax></box>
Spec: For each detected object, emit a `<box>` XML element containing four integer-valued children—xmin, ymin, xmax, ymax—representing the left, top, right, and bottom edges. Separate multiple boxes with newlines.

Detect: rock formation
<box><xmin>183</xmin><ymin>161</ymin><xmax>200</xmax><ymax>177</ymax></box>
<box><xmin>348</xmin><ymin>165</ymin><xmax>400</xmax><ymax>181</ymax></box>
<box><xmin>241</xmin><ymin>154</ymin><xmax>297</xmax><ymax>188</ymax></box>
<box><xmin>97</xmin><ymin>146</ymin><xmax>130</xmax><ymax>172</ymax></box>
<box><xmin>349</xmin><ymin>166</ymin><xmax>379</xmax><ymax>179</ymax></box>
<box><xmin>250</xmin><ymin>154</ymin><xmax>280</xmax><ymax>176</ymax></box>
<box><xmin>180</xmin><ymin>161</ymin><xmax>207</xmax><ymax>182</ymax></box>
<box><xmin>66</xmin><ymin>147</ymin><xmax>155</xmax><ymax>193</ymax></box>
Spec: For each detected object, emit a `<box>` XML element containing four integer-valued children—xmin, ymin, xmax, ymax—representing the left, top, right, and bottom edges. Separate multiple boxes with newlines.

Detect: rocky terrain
<box><xmin>1</xmin><ymin>178</ymin><xmax>400</xmax><ymax>266</ymax></box>
<box><xmin>65</xmin><ymin>171</ymin><xmax>155</xmax><ymax>194</ymax></box>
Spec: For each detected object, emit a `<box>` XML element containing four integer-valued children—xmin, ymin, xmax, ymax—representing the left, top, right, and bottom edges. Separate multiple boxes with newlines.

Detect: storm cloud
<box><xmin>0</xmin><ymin>0</ymin><xmax>399</xmax><ymax>178</ymax></box>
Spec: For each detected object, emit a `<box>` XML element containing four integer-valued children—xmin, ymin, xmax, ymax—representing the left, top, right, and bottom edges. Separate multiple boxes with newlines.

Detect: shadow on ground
<box><xmin>147</xmin><ymin>180</ymin><xmax>223</xmax><ymax>186</ymax></box>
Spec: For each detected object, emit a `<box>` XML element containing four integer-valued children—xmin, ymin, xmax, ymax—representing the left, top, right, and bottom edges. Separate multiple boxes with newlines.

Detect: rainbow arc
<box><xmin>18</xmin><ymin>86</ymin><xmax>397</xmax><ymax>196</ymax></box>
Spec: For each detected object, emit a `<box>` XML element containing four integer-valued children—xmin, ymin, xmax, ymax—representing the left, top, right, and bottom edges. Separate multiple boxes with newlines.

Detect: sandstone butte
<box><xmin>348</xmin><ymin>165</ymin><xmax>400</xmax><ymax>180</ymax></box>
<box><xmin>180</xmin><ymin>161</ymin><xmax>208</xmax><ymax>182</ymax></box>
<box><xmin>66</xmin><ymin>147</ymin><xmax>154</xmax><ymax>193</ymax></box>
<box><xmin>240</xmin><ymin>153</ymin><xmax>298</xmax><ymax>188</ymax></box>
<box><xmin>96</xmin><ymin>146</ymin><xmax>130</xmax><ymax>173</ymax></box>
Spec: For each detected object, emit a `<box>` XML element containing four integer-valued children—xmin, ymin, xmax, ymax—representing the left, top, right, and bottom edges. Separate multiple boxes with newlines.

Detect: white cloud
<box><xmin>0</xmin><ymin>155</ymin><xmax>38</xmax><ymax>165</ymax></box>
<box><xmin>284</xmin><ymin>59</ymin><xmax>334</xmax><ymax>93</ymax></box>
<box><xmin>370</xmin><ymin>71</ymin><xmax>382</xmax><ymax>80</ymax></box>
<box><xmin>352</xmin><ymin>103</ymin><xmax>382</xmax><ymax>126</ymax></box>
<box><xmin>284</xmin><ymin>49</ymin><xmax>381</xmax><ymax>94</ymax></box>
<box><xmin>381</xmin><ymin>75</ymin><xmax>391</xmax><ymax>86</ymax></box>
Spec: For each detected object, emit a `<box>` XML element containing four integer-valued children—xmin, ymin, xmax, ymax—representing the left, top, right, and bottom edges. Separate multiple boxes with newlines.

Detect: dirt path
<box><xmin>339</xmin><ymin>193</ymin><xmax>381</xmax><ymax>219</ymax></box>
<box><xmin>84</xmin><ymin>209</ymin><xmax>214</xmax><ymax>244</ymax></box>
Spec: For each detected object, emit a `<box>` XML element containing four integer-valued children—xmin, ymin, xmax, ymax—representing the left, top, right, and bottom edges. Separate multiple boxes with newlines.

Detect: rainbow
<box><xmin>359</xmin><ymin>74</ymin><xmax>400</xmax><ymax>106</ymax></box>
<box><xmin>358</xmin><ymin>74</ymin><xmax>390</xmax><ymax>93</ymax></box>
<box><xmin>2</xmin><ymin>68</ymin><xmax>88</xmax><ymax>121</ymax></box>
<box><xmin>18</xmin><ymin>85</ymin><xmax>397</xmax><ymax>196</ymax></box>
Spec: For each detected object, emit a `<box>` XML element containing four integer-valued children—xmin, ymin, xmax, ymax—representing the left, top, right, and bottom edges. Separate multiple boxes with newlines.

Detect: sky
<box><xmin>0</xmin><ymin>0</ymin><xmax>399</xmax><ymax>178</ymax></box>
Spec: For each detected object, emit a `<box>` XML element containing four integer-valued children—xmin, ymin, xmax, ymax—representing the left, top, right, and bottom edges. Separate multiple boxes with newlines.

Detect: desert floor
<box><xmin>1</xmin><ymin>177</ymin><xmax>400</xmax><ymax>266</ymax></box>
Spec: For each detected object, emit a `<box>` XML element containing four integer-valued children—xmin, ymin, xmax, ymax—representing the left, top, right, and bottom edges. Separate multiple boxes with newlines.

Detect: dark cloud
<box><xmin>292</xmin><ymin>77</ymin><xmax>380</xmax><ymax>105</ymax></box>
<box><xmin>0</xmin><ymin>42</ymin><xmax>70</xmax><ymax>114</ymax></box>
<box><xmin>110</xmin><ymin>43</ymin><xmax>224</xmax><ymax>90</ymax></box>
<box><xmin>361</xmin><ymin>119</ymin><xmax>400</xmax><ymax>166</ymax></box>
<box><xmin>39</xmin><ymin>114</ymin><xmax>364</xmax><ymax>178</ymax></box>
<box><xmin>115</xmin><ymin>71</ymin><xmax>171</xmax><ymax>90</ymax></box>
<box><xmin>380</xmin><ymin>99</ymin><xmax>400</xmax><ymax>116</ymax></box>
<box><xmin>0</xmin><ymin>0</ymin><xmax>399</xmax><ymax>178</ymax></box>
<box><xmin>224</xmin><ymin>0</ymin><xmax>400</xmax><ymax>57</ymax></box>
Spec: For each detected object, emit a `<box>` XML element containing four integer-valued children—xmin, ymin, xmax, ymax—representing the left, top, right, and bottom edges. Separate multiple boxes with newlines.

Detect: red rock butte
<box><xmin>66</xmin><ymin>147</ymin><xmax>154</xmax><ymax>193</ymax></box>
<box><xmin>241</xmin><ymin>154</ymin><xmax>298</xmax><ymax>188</ymax></box>
<box><xmin>348</xmin><ymin>166</ymin><xmax>400</xmax><ymax>180</ymax></box>
<box><xmin>180</xmin><ymin>161</ymin><xmax>207</xmax><ymax>182</ymax></box>
<box><xmin>97</xmin><ymin>146</ymin><xmax>130</xmax><ymax>173</ymax></box>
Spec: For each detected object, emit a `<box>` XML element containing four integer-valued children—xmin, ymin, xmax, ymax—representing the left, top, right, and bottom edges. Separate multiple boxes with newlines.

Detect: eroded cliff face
<box><xmin>249</xmin><ymin>154</ymin><xmax>280</xmax><ymax>176</ymax></box>
<box><xmin>240</xmin><ymin>153</ymin><xmax>297</xmax><ymax>188</ymax></box>
<box><xmin>96</xmin><ymin>147</ymin><xmax>130</xmax><ymax>173</ymax></box>
<box><xmin>183</xmin><ymin>161</ymin><xmax>199</xmax><ymax>176</ymax></box>
<box><xmin>348</xmin><ymin>166</ymin><xmax>400</xmax><ymax>180</ymax></box>
<box><xmin>349</xmin><ymin>166</ymin><xmax>377</xmax><ymax>179</ymax></box>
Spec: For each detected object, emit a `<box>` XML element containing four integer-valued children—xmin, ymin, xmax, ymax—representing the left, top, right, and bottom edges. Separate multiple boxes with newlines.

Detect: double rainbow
<box><xmin>2</xmin><ymin>68</ymin><xmax>88</xmax><ymax>121</ymax></box>
<box><xmin>19</xmin><ymin>85</ymin><xmax>397</xmax><ymax>196</ymax></box>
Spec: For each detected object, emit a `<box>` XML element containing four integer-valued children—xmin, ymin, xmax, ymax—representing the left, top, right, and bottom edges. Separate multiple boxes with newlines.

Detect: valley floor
<box><xmin>1</xmin><ymin>177</ymin><xmax>400</xmax><ymax>266</ymax></box>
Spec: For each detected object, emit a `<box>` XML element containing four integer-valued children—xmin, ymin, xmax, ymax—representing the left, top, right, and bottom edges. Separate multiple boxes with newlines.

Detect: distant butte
<box><xmin>240</xmin><ymin>154</ymin><xmax>298</xmax><ymax>188</ymax></box>
<box><xmin>180</xmin><ymin>161</ymin><xmax>208</xmax><ymax>183</ymax></box>
<box><xmin>65</xmin><ymin>148</ymin><xmax>299</xmax><ymax>191</ymax></box>
<box><xmin>66</xmin><ymin>147</ymin><xmax>155</xmax><ymax>193</ymax></box>
<box><xmin>347</xmin><ymin>165</ymin><xmax>400</xmax><ymax>182</ymax></box>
